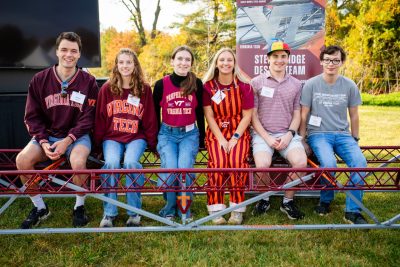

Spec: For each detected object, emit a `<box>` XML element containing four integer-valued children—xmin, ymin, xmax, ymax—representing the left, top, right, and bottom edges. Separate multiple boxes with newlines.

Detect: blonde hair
<box><xmin>109</xmin><ymin>48</ymin><xmax>146</xmax><ymax>97</ymax></box>
<box><xmin>202</xmin><ymin>47</ymin><xmax>249</xmax><ymax>84</ymax></box>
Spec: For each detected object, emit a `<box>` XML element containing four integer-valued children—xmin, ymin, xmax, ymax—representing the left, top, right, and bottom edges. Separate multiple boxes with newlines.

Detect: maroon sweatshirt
<box><xmin>24</xmin><ymin>66</ymin><xmax>98</xmax><ymax>144</ymax></box>
<box><xmin>94</xmin><ymin>81</ymin><xmax>158</xmax><ymax>151</ymax></box>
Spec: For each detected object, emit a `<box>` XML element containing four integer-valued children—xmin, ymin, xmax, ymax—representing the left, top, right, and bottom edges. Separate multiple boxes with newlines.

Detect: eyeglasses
<box><xmin>322</xmin><ymin>58</ymin><xmax>341</xmax><ymax>65</ymax></box>
<box><xmin>60</xmin><ymin>81</ymin><xmax>68</xmax><ymax>98</ymax></box>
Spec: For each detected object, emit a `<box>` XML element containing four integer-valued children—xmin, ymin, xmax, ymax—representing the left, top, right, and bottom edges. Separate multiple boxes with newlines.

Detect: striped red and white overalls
<box><xmin>205</xmin><ymin>80</ymin><xmax>251</xmax><ymax>212</ymax></box>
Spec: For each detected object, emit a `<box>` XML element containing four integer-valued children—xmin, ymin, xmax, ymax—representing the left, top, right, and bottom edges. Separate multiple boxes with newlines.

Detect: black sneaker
<box><xmin>252</xmin><ymin>199</ymin><xmax>271</xmax><ymax>216</ymax></box>
<box><xmin>315</xmin><ymin>202</ymin><xmax>331</xmax><ymax>216</ymax></box>
<box><xmin>344</xmin><ymin>212</ymin><xmax>367</xmax><ymax>224</ymax></box>
<box><xmin>73</xmin><ymin>205</ymin><xmax>89</xmax><ymax>227</ymax></box>
<box><xmin>21</xmin><ymin>204</ymin><xmax>50</xmax><ymax>229</ymax></box>
<box><xmin>280</xmin><ymin>201</ymin><xmax>305</xmax><ymax>220</ymax></box>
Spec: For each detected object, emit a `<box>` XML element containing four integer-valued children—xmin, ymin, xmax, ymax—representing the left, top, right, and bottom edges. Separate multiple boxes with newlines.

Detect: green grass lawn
<box><xmin>0</xmin><ymin>106</ymin><xmax>399</xmax><ymax>267</ymax></box>
<box><xmin>359</xmin><ymin>106</ymin><xmax>400</xmax><ymax>146</ymax></box>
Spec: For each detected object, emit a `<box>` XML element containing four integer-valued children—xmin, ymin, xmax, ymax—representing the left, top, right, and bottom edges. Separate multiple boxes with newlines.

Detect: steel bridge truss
<box><xmin>0</xmin><ymin>147</ymin><xmax>399</xmax><ymax>234</ymax></box>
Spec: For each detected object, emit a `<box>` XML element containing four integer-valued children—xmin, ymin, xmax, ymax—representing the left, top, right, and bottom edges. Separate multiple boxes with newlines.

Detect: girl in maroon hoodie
<box><xmin>94</xmin><ymin>48</ymin><xmax>157</xmax><ymax>227</ymax></box>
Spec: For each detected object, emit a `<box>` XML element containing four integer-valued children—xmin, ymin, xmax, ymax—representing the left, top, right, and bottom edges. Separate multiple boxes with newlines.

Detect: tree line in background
<box><xmin>90</xmin><ymin>0</ymin><xmax>399</xmax><ymax>93</ymax></box>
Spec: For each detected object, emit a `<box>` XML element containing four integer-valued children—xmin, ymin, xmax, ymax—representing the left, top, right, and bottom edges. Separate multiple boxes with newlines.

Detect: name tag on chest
<box><xmin>70</xmin><ymin>91</ymin><xmax>86</xmax><ymax>104</ymax></box>
<box><xmin>211</xmin><ymin>90</ymin><xmax>226</xmax><ymax>104</ymax></box>
<box><xmin>309</xmin><ymin>115</ymin><xmax>322</xmax><ymax>127</ymax></box>
<box><xmin>127</xmin><ymin>94</ymin><xmax>140</xmax><ymax>107</ymax></box>
<box><xmin>261</xmin><ymin>86</ymin><xmax>275</xmax><ymax>98</ymax></box>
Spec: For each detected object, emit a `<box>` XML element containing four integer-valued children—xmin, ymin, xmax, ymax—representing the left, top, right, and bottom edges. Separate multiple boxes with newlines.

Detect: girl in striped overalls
<box><xmin>202</xmin><ymin>48</ymin><xmax>254</xmax><ymax>225</ymax></box>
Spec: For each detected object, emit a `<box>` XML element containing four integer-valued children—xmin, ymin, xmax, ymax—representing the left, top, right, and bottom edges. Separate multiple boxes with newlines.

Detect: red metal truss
<box><xmin>0</xmin><ymin>146</ymin><xmax>398</xmax><ymax>195</ymax></box>
<box><xmin>1</xmin><ymin>146</ymin><xmax>399</xmax><ymax>170</ymax></box>
<box><xmin>0</xmin><ymin>167</ymin><xmax>399</xmax><ymax>195</ymax></box>
<box><xmin>0</xmin><ymin>149</ymin><xmax>20</xmax><ymax>170</ymax></box>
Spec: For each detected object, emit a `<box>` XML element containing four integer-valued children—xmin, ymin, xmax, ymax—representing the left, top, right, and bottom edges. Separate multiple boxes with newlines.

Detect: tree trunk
<box><xmin>151</xmin><ymin>0</ymin><xmax>161</xmax><ymax>39</ymax></box>
<box><xmin>209</xmin><ymin>0</ymin><xmax>219</xmax><ymax>45</ymax></box>
<box><xmin>121</xmin><ymin>0</ymin><xmax>147</xmax><ymax>46</ymax></box>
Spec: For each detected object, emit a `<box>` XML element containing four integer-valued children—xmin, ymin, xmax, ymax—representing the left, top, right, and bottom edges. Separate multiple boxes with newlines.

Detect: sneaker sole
<box><xmin>100</xmin><ymin>224</ymin><xmax>114</xmax><ymax>228</ymax></box>
<box><xmin>126</xmin><ymin>222</ymin><xmax>141</xmax><ymax>227</ymax></box>
<box><xmin>251</xmin><ymin>206</ymin><xmax>271</xmax><ymax>216</ymax></box>
<box><xmin>99</xmin><ymin>221</ymin><xmax>114</xmax><ymax>227</ymax></box>
<box><xmin>212</xmin><ymin>217</ymin><xmax>227</xmax><ymax>225</ymax></box>
<box><xmin>314</xmin><ymin>210</ymin><xmax>330</xmax><ymax>217</ymax></box>
<box><xmin>73</xmin><ymin>219</ymin><xmax>89</xmax><ymax>228</ymax></box>
<box><xmin>227</xmin><ymin>220</ymin><xmax>242</xmax><ymax>225</ymax></box>
<box><xmin>343</xmin><ymin>217</ymin><xmax>355</xmax><ymax>224</ymax></box>
<box><xmin>280</xmin><ymin>207</ymin><xmax>304</xmax><ymax>220</ymax></box>
<box><xmin>33</xmin><ymin>211</ymin><xmax>51</xmax><ymax>227</ymax></box>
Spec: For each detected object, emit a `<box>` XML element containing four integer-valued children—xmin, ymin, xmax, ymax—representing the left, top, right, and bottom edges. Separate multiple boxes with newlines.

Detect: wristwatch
<box><xmin>353</xmin><ymin>136</ymin><xmax>360</xmax><ymax>142</ymax></box>
<box><xmin>288</xmin><ymin>129</ymin><xmax>296</xmax><ymax>137</ymax></box>
<box><xmin>232</xmin><ymin>133</ymin><xmax>240</xmax><ymax>140</ymax></box>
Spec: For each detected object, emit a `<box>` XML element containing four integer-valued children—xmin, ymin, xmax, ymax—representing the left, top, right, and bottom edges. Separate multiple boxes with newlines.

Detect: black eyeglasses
<box><xmin>60</xmin><ymin>81</ymin><xmax>68</xmax><ymax>98</ymax></box>
<box><xmin>322</xmin><ymin>58</ymin><xmax>341</xmax><ymax>65</ymax></box>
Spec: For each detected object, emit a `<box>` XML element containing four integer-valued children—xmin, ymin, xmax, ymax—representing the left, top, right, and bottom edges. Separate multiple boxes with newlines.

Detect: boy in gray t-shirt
<box><xmin>301</xmin><ymin>74</ymin><xmax>361</xmax><ymax>134</ymax></box>
<box><xmin>299</xmin><ymin>45</ymin><xmax>368</xmax><ymax>224</ymax></box>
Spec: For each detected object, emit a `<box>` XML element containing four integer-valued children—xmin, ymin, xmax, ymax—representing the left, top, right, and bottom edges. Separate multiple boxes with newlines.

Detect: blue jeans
<box><xmin>157</xmin><ymin>123</ymin><xmax>199</xmax><ymax>218</ymax></box>
<box><xmin>308</xmin><ymin>132</ymin><xmax>367</xmax><ymax>213</ymax></box>
<box><xmin>101</xmin><ymin>139</ymin><xmax>147</xmax><ymax>217</ymax></box>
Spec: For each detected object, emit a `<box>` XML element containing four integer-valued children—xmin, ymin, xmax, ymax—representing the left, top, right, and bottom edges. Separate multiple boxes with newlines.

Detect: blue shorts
<box><xmin>31</xmin><ymin>134</ymin><xmax>91</xmax><ymax>158</ymax></box>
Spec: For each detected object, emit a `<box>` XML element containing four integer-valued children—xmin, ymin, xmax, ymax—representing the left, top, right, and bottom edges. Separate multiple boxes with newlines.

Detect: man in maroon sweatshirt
<box><xmin>15</xmin><ymin>32</ymin><xmax>98</xmax><ymax>229</ymax></box>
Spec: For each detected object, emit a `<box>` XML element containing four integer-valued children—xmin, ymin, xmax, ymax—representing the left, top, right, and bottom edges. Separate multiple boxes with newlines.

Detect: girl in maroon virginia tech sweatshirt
<box><xmin>94</xmin><ymin>48</ymin><xmax>157</xmax><ymax>227</ymax></box>
<box><xmin>94</xmin><ymin>57</ymin><xmax>157</xmax><ymax>151</ymax></box>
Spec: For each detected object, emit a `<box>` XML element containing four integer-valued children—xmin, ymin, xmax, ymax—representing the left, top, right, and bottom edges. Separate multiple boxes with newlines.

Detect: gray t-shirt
<box><xmin>300</xmin><ymin>74</ymin><xmax>361</xmax><ymax>135</ymax></box>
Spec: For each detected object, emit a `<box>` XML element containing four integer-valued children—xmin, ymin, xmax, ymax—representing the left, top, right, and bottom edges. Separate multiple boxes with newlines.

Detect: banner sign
<box><xmin>236</xmin><ymin>0</ymin><xmax>326</xmax><ymax>82</ymax></box>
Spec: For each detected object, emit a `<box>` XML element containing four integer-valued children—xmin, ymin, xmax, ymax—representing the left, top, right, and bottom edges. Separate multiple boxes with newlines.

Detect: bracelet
<box><xmin>288</xmin><ymin>129</ymin><xmax>296</xmax><ymax>137</ymax></box>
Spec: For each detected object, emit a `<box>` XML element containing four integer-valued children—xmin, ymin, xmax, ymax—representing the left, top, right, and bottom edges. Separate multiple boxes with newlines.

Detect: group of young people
<box><xmin>15</xmin><ymin>31</ymin><xmax>367</xmax><ymax>229</ymax></box>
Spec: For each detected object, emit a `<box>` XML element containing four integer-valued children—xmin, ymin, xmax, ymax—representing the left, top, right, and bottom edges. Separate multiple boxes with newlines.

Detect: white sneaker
<box><xmin>100</xmin><ymin>215</ymin><xmax>115</xmax><ymax>227</ymax></box>
<box><xmin>209</xmin><ymin>211</ymin><xmax>227</xmax><ymax>225</ymax></box>
<box><xmin>228</xmin><ymin>211</ymin><xmax>243</xmax><ymax>225</ymax></box>
<box><xmin>126</xmin><ymin>215</ymin><xmax>141</xmax><ymax>227</ymax></box>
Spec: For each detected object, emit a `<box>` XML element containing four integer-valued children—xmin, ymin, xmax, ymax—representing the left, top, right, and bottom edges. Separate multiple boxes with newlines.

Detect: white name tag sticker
<box><xmin>261</xmin><ymin>86</ymin><xmax>275</xmax><ymax>98</ymax></box>
<box><xmin>127</xmin><ymin>94</ymin><xmax>140</xmax><ymax>107</ymax></box>
<box><xmin>186</xmin><ymin>123</ymin><xmax>195</xmax><ymax>132</ymax></box>
<box><xmin>309</xmin><ymin>115</ymin><xmax>322</xmax><ymax>127</ymax></box>
<box><xmin>70</xmin><ymin>91</ymin><xmax>86</xmax><ymax>104</ymax></box>
<box><xmin>211</xmin><ymin>90</ymin><xmax>226</xmax><ymax>104</ymax></box>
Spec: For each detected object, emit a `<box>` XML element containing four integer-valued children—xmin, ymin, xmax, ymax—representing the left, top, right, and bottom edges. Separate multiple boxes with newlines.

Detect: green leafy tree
<box><xmin>341</xmin><ymin>0</ymin><xmax>400</xmax><ymax>92</ymax></box>
<box><xmin>172</xmin><ymin>0</ymin><xmax>236</xmax><ymax>75</ymax></box>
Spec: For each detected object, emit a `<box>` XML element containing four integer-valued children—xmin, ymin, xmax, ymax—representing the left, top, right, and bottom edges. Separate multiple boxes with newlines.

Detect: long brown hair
<box><xmin>109</xmin><ymin>48</ymin><xmax>146</xmax><ymax>97</ymax></box>
<box><xmin>171</xmin><ymin>45</ymin><xmax>197</xmax><ymax>96</ymax></box>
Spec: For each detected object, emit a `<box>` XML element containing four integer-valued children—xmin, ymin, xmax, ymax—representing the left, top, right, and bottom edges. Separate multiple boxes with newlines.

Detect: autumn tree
<box><xmin>327</xmin><ymin>0</ymin><xmax>400</xmax><ymax>92</ymax></box>
<box><xmin>139</xmin><ymin>33</ymin><xmax>188</xmax><ymax>84</ymax></box>
<box><xmin>89</xmin><ymin>27</ymin><xmax>141</xmax><ymax>77</ymax></box>
<box><xmin>325</xmin><ymin>0</ymin><xmax>361</xmax><ymax>45</ymax></box>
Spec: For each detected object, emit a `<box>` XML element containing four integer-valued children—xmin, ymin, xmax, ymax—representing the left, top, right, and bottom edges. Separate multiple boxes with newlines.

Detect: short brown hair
<box><xmin>320</xmin><ymin>45</ymin><xmax>346</xmax><ymax>62</ymax></box>
<box><xmin>55</xmin><ymin>32</ymin><xmax>82</xmax><ymax>52</ymax></box>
